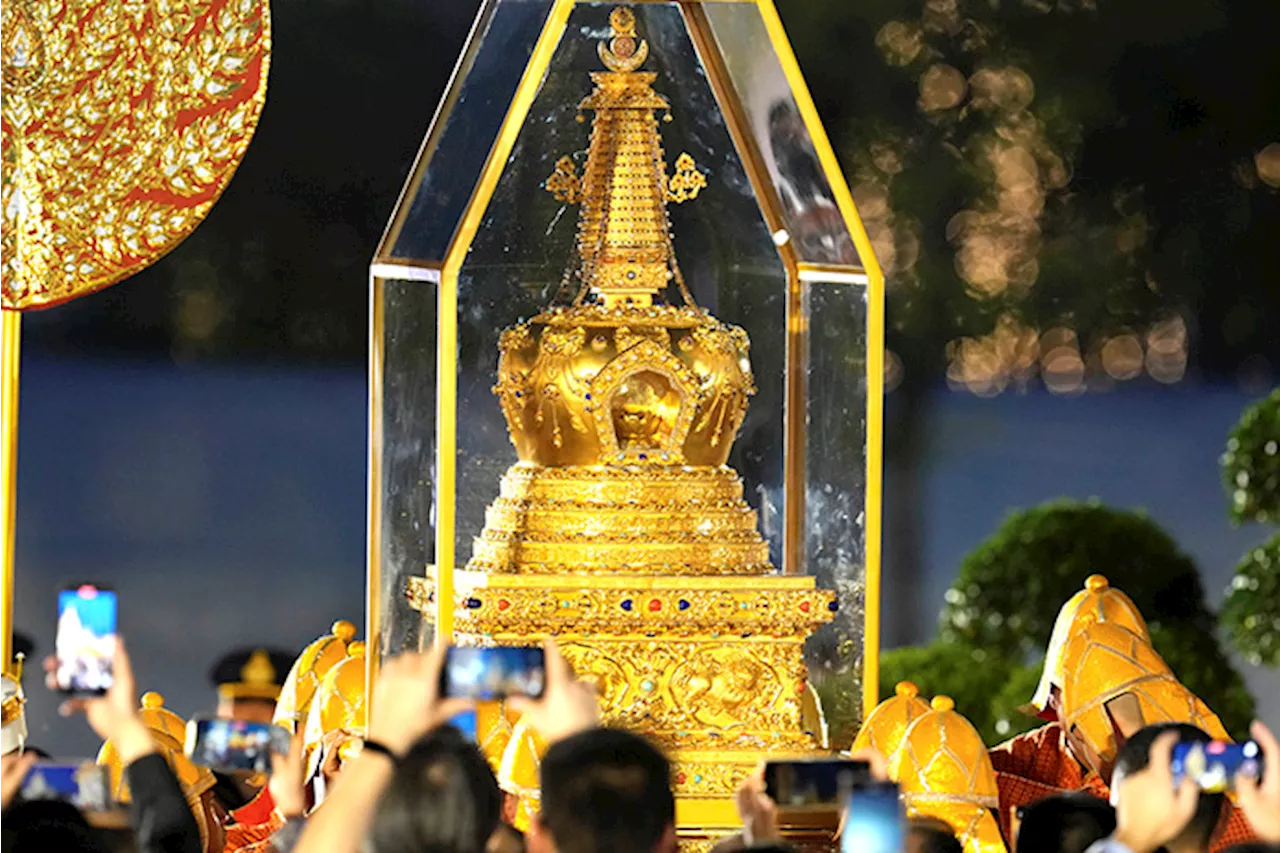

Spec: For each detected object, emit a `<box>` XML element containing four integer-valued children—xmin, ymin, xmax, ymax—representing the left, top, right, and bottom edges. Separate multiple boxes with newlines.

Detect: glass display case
<box><xmin>367</xmin><ymin>0</ymin><xmax>883</xmax><ymax>832</ymax></box>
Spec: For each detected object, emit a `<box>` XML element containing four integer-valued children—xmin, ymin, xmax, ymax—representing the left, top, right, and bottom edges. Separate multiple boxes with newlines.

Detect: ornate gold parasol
<box><xmin>0</xmin><ymin>0</ymin><xmax>271</xmax><ymax>670</ymax></box>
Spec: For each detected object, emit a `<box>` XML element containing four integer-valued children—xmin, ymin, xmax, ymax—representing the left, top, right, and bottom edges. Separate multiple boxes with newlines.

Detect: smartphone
<box><xmin>441</xmin><ymin>646</ymin><xmax>546</xmax><ymax>701</ymax></box>
<box><xmin>55</xmin><ymin>584</ymin><xmax>118</xmax><ymax>696</ymax></box>
<box><xmin>20</xmin><ymin>761</ymin><xmax>112</xmax><ymax>811</ymax></box>
<box><xmin>1172</xmin><ymin>740</ymin><xmax>1264</xmax><ymax>793</ymax></box>
<box><xmin>764</xmin><ymin>758</ymin><xmax>872</xmax><ymax>808</ymax></box>
<box><xmin>840</xmin><ymin>782</ymin><xmax>904</xmax><ymax>853</ymax></box>
<box><xmin>185</xmin><ymin>716</ymin><xmax>292</xmax><ymax>774</ymax></box>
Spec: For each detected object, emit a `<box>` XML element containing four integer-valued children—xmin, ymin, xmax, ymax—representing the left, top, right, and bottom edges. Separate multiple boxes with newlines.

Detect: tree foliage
<box><xmin>1220</xmin><ymin>534</ymin><xmax>1280</xmax><ymax>669</ymax></box>
<box><xmin>940</xmin><ymin>500</ymin><xmax>1254</xmax><ymax>738</ymax></box>
<box><xmin>941</xmin><ymin>500</ymin><xmax>1213</xmax><ymax>654</ymax></box>
<box><xmin>1222</xmin><ymin>390</ymin><xmax>1280</xmax><ymax>526</ymax></box>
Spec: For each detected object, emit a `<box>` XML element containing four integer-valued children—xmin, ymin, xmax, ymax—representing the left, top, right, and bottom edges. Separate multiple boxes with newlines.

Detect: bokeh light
<box><xmin>919</xmin><ymin>64</ymin><xmax>968</xmax><ymax>112</ymax></box>
<box><xmin>876</xmin><ymin>21</ymin><xmax>924</xmax><ymax>66</ymax></box>
<box><xmin>1257</xmin><ymin>143</ymin><xmax>1280</xmax><ymax>189</ymax></box>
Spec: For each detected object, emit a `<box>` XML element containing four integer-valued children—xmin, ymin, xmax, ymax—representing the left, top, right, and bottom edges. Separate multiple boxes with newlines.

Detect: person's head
<box><xmin>907</xmin><ymin>816</ymin><xmax>963</xmax><ymax>853</ymax></box>
<box><xmin>1112</xmin><ymin>724</ymin><xmax>1224</xmax><ymax>853</ymax></box>
<box><xmin>211</xmin><ymin>647</ymin><xmax>293</xmax><ymax>724</ymax></box>
<box><xmin>531</xmin><ymin>728</ymin><xmax>676</xmax><ymax>853</ymax></box>
<box><xmin>1014</xmin><ymin>792</ymin><xmax>1115</xmax><ymax>853</ymax></box>
<box><xmin>368</xmin><ymin>725</ymin><xmax>503</xmax><ymax>853</ymax></box>
<box><xmin>1</xmin><ymin>798</ymin><xmax>111</xmax><ymax>853</ymax></box>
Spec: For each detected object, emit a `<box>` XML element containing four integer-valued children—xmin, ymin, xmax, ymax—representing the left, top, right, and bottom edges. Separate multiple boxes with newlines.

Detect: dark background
<box><xmin>10</xmin><ymin>0</ymin><xmax>1279</xmax><ymax>753</ymax></box>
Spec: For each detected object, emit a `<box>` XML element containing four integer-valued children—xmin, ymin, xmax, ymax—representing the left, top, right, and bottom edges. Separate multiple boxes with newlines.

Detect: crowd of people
<box><xmin>1</xmin><ymin>581</ymin><xmax>1279</xmax><ymax>853</ymax></box>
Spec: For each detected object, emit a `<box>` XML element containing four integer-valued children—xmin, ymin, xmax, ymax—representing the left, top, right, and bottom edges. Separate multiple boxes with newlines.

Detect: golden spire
<box><xmin>545</xmin><ymin>6</ymin><xmax>706</xmax><ymax>309</ymax></box>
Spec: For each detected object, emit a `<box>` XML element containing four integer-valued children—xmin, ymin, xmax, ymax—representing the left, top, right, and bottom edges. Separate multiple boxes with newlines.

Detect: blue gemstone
<box><xmin>514</xmin><ymin>391</ymin><xmax>521</xmax><ymax>398</ymax></box>
<box><xmin>621</xmin><ymin>600</ymin><xmax>633</xmax><ymax>611</ymax></box>
<box><xmin>465</xmin><ymin>597</ymin><xmax>482</xmax><ymax>609</ymax></box>
<box><xmin>827</xmin><ymin>600</ymin><xmax>839</xmax><ymax>612</ymax></box>
<box><xmin>678</xmin><ymin>599</ymin><xmax>690</xmax><ymax>611</ymax></box>
<box><xmin>639</xmin><ymin>453</ymin><xmax>647</xmax><ymax>460</ymax></box>
<box><xmin>585</xmin><ymin>393</ymin><xmax>592</xmax><ymax>400</ymax></box>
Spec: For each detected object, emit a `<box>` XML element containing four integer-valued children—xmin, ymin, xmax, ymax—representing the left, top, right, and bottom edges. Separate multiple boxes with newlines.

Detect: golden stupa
<box><xmin>412</xmin><ymin>6</ymin><xmax>837</xmax><ymax>827</ymax></box>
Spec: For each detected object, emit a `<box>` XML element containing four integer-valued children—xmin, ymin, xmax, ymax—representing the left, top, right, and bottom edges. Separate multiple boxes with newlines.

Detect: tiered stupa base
<box><xmin>408</xmin><ymin>463</ymin><xmax>836</xmax><ymax>835</ymax></box>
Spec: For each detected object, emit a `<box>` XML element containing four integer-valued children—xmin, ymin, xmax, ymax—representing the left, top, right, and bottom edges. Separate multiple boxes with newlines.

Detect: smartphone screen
<box><xmin>55</xmin><ymin>584</ymin><xmax>117</xmax><ymax>696</ymax></box>
<box><xmin>1172</xmin><ymin>740</ymin><xmax>1264</xmax><ymax>792</ymax></box>
<box><xmin>185</xmin><ymin>717</ymin><xmax>292</xmax><ymax>774</ymax></box>
<box><xmin>840</xmin><ymin>782</ymin><xmax>904</xmax><ymax>853</ymax></box>
<box><xmin>765</xmin><ymin>759</ymin><xmax>872</xmax><ymax>808</ymax></box>
<box><xmin>20</xmin><ymin>761</ymin><xmax>111</xmax><ymax>811</ymax></box>
<box><xmin>441</xmin><ymin>646</ymin><xmax>546</xmax><ymax>701</ymax></box>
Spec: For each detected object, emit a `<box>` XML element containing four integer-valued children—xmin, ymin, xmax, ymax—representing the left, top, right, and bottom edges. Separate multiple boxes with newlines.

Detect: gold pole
<box><xmin>0</xmin><ymin>309</ymin><xmax>20</xmax><ymax>676</ymax></box>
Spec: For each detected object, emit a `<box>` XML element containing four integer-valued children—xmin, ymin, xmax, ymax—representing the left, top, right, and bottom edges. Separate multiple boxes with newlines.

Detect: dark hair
<box><xmin>539</xmin><ymin>728</ymin><xmax>675</xmax><ymax>853</ymax></box>
<box><xmin>908</xmin><ymin>817</ymin><xmax>964</xmax><ymax>853</ymax></box>
<box><xmin>0</xmin><ymin>798</ymin><xmax>111</xmax><ymax>853</ymax></box>
<box><xmin>1114</xmin><ymin>723</ymin><xmax>1224</xmax><ymax>849</ymax></box>
<box><xmin>1220</xmin><ymin>845</ymin><xmax>1280</xmax><ymax>853</ymax></box>
<box><xmin>1014</xmin><ymin>792</ymin><xmax>1115</xmax><ymax>853</ymax></box>
<box><xmin>368</xmin><ymin>725</ymin><xmax>503</xmax><ymax>853</ymax></box>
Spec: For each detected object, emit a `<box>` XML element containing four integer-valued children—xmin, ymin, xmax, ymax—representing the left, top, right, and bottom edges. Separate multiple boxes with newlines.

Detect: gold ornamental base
<box><xmin>408</xmin><ymin>568</ymin><xmax>836</xmax><ymax>832</ymax></box>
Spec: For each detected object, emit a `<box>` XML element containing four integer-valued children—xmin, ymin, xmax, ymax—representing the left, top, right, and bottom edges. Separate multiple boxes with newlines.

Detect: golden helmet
<box><xmin>1030</xmin><ymin>575</ymin><xmax>1149</xmax><ymax>713</ymax></box>
<box><xmin>96</xmin><ymin>694</ymin><xmax>216</xmax><ymax>804</ymax></box>
<box><xmin>303</xmin><ymin>640</ymin><xmax>367</xmax><ymax>773</ymax></box>
<box><xmin>892</xmin><ymin>696</ymin><xmax>1007</xmax><ymax>853</ymax></box>
<box><xmin>851</xmin><ymin>681</ymin><xmax>930</xmax><ymax>765</ymax></box>
<box><xmin>498</xmin><ymin>715</ymin><xmax>547</xmax><ymax>833</ymax></box>
<box><xmin>1060</xmin><ymin>622</ymin><xmax>1228</xmax><ymax>764</ymax></box>
<box><xmin>476</xmin><ymin>700</ymin><xmax>522</xmax><ymax>771</ymax></box>
<box><xmin>273</xmin><ymin>619</ymin><xmax>357</xmax><ymax>733</ymax></box>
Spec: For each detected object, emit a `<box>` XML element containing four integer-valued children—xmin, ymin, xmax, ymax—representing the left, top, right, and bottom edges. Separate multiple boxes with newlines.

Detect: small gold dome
<box><xmin>1060</xmin><ymin>622</ymin><xmax>1228</xmax><ymax>764</ymax></box>
<box><xmin>273</xmin><ymin>619</ymin><xmax>357</xmax><ymax>733</ymax></box>
<box><xmin>498</xmin><ymin>715</ymin><xmax>547</xmax><ymax>833</ymax></box>
<box><xmin>97</xmin><ymin>697</ymin><xmax>214</xmax><ymax>805</ymax></box>
<box><xmin>851</xmin><ymin>681</ymin><xmax>930</xmax><ymax>764</ymax></box>
<box><xmin>891</xmin><ymin>694</ymin><xmax>999</xmax><ymax>805</ymax></box>
<box><xmin>303</xmin><ymin>641</ymin><xmax>367</xmax><ymax>770</ymax></box>
<box><xmin>1030</xmin><ymin>575</ymin><xmax>1150</xmax><ymax>712</ymax></box>
<box><xmin>476</xmin><ymin>700</ymin><xmax>522</xmax><ymax>771</ymax></box>
<box><xmin>891</xmin><ymin>695</ymin><xmax>1005</xmax><ymax>853</ymax></box>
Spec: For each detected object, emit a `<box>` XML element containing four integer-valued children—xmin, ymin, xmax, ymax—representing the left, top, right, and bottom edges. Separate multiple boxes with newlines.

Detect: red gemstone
<box><xmin>648</xmin><ymin>599</ymin><xmax>662</xmax><ymax>612</ymax></box>
<box><xmin>676</xmin><ymin>772</ymin><xmax>687</xmax><ymax>784</ymax></box>
<box><xmin>498</xmin><ymin>600</ymin><xmax>510</xmax><ymax>611</ymax></box>
<box><xmin>800</xmin><ymin>601</ymin><xmax>811</xmax><ymax>612</ymax></box>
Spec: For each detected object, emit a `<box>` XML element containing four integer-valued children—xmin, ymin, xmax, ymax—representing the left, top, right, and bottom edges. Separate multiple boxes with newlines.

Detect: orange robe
<box><xmin>223</xmin><ymin>788</ymin><xmax>287</xmax><ymax>853</ymax></box>
<box><xmin>989</xmin><ymin>723</ymin><xmax>1256</xmax><ymax>853</ymax></box>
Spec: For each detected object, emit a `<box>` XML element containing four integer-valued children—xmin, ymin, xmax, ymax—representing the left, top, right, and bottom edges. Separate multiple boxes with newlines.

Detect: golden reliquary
<box><xmin>366</xmin><ymin>1</ymin><xmax>884</xmax><ymax>838</ymax></box>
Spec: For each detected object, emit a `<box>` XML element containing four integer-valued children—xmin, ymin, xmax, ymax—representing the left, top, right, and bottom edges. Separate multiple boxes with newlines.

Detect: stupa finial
<box><xmin>543</xmin><ymin>6</ymin><xmax>706</xmax><ymax>309</ymax></box>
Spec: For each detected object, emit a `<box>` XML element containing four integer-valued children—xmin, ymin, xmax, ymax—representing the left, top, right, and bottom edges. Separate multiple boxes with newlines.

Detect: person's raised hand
<box><xmin>269</xmin><ymin>729</ymin><xmax>307</xmax><ymax>820</ymax></box>
<box><xmin>1</xmin><ymin>751</ymin><xmax>36</xmax><ymax>812</ymax></box>
<box><xmin>505</xmin><ymin>638</ymin><xmax>600</xmax><ymax>745</ymax></box>
<box><xmin>734</xmin><ymin>767</ymin><xmax>780</xmax><ymax>847</ymax></box>
<box><xmin>1110</xmin><ymin>730</ymin><xmax>1199</xmax><ymax>853</ymax></box>
<box><xmin>45</xmin><ymin>640</ymin><xmax>154</xmax><ymax>763</ymax></box>
<box><xmin>845</xmin><ymin>746</ymin><xmax>891</xmax><ymax>782</ymax></box>
<box><xmin>367</xmin><ymin>646</ymin><xmax>473</xmax><ymax>757</ymax></box>
<box><xmin>1236</xmin><ymin>720</ymin><xmax>1280</xmax><ymax>843</ymax></box>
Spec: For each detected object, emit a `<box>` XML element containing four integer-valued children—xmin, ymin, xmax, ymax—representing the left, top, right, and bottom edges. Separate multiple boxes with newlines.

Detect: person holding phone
<box><xmin>36</xmin><ymin>639</ymin><xmax>203</xmax><ymax>853</ymax></box>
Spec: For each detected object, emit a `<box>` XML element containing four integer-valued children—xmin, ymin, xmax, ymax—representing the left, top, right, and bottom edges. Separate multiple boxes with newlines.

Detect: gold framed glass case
<box><xmin>368</xmin><ymin>0</ymin><xmax>883</xmax><ymax>830</ymax></box>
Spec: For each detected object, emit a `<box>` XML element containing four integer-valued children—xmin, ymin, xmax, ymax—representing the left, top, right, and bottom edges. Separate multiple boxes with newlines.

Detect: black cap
<box><xmin>210</xmin><ymin>647</ymin><xmax>294</xmax><ymax>702</ymax></box>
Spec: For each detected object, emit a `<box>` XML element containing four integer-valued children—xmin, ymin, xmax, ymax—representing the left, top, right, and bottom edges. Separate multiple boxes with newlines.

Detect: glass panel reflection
<box><xmin>453</xmin><ymin>2</ymin><xmax>789</xmax><ymax>567</ymax></box>
<box><xmin>700</xmin><ymin>3</ymin><xmax>861</xmax><ymax>267</ymax></box>
<box><xmin>388</xmin><ymin>0</ymin><xmax>554</xmax><ymax>262</ymax></box>
<box><xmin>379</xmin><ymin>279</ymin><xmax>438</xmax><ymax>655</ymax></box>
<box><xmin>803</xmin><ymin>280</ymin><xmax>868</xmax><ymax>718</ymax></box>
